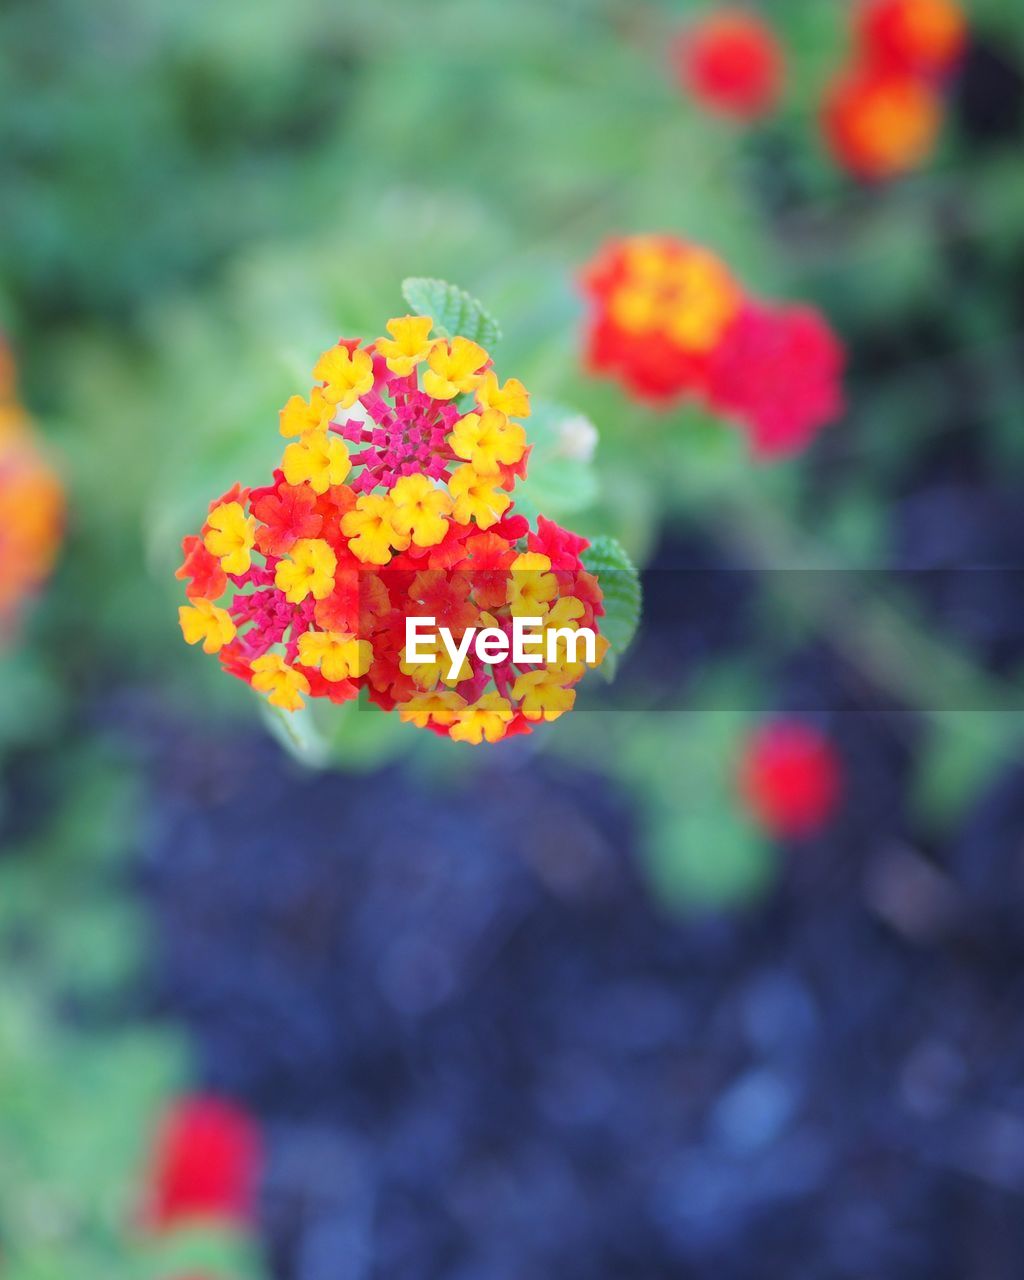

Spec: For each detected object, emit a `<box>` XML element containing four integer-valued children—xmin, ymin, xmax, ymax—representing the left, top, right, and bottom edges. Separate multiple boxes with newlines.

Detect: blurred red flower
<box><xmin>855</xmin><ymin>0</ymin><xmax>966</xmax><ymax>79</ymax></box>
<box><xmin>739</xmin><ymin>721</ymin><xmax>842</xmax><ymax>839</ymax></box>
<box><xmin>708</xmin><ymin>302</ymin><xmax>845</xmax><ymax>458</ymax></box>
<box><xmin>144</xmin><ymin>1095</ymin><xmax>262</xmax><ymax>1232</ymax></box>
<box><xmin>822</xmin><ymin>64</ymin><xmax>943</xmax><ymax>180</ymax></box>
<box><xmin>673</xmin><ymin>9</ymin><xmax>784</xmax><ymax>120</ymax></box>
<box><xmin>580</xmin><ymin>235</ymin><xmax>744</xmax><ymax>405</ymax></box>
<box><xmin>578</xmin><ymin>236</ymin><xmax>844</xmax><ymax>457</ymax></box>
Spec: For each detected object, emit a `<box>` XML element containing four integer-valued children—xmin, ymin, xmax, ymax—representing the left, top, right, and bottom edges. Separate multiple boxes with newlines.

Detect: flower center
<box><xmin>335</xmin><ymin>375</ymin><xmax>460</xmax><ymax>493</ymax></box>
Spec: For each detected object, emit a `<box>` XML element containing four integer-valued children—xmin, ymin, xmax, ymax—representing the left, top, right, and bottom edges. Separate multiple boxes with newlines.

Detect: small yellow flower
<box><xmin>341</xmin><ymin>494</ymin><xmax>410</xmax><ymax>565</ymax></box>
<box><xmin>511</xmin><ymin>552</ymin><xmax>552</xmax><ymax>572</ymax></box>
<box><xmin>449</xmin><ymin>410</ymin><xmax>527</xmax><ymax>476</ymax></box>
<box><xmin>398</xmin><ymin>691</ymin><xmax>465</xmax><ymax>729</ymax></box>
<box><xmin>274</xmin><ymin>538</ymin><xmax>338</xmax><ymax>603</ymax></box>
<box><xmin>313</xmin><ymin>344</ymin><xmax>375</xmax><ymax>409</ymax></box>
<box><xmin>448</xmin><ymin>465</ymin><xmax>511</xmax><ymax>530</ymax></box>
<box><xmin>443</xmin><ymin>654</ymin><xmax>474</xmax><ymax>686</ymax></box>
<box><xmin>250</xmin><ymin>654</ymin><xmax>311</xmax><ymax>712</ymax></box>
<box><xmin>542</xmin><ymin>598</ymin><xmax>608</xmax><ymax>678</ymax></box>
<box><xmin>297</xmin><ymin>630</ymin><xmax>372</xmax><ymax>682</ymax></box>
<box><xmin>389</xmin><ymin>474</ymin><xmax>453</xmax><ymax>547</ymax></box>
<box><xmin>512</xmin><ymin>670</ymin><xmax>577</xmax><ymax>722</ymax></box>
<box><xmin>375</xmin><ymin>316</ymin><xmax>436</xmax><ymax>376</ymax></box>
<box><xmin>204</xmin><ymin>501</ymin><xmax>256</xmax><ymax>575</ymax></box>
<box><xmin>422</xmin><ymin>337</ymin><xmax>488</xmax><ymax>400</ymax></box>
<box><xmin>544</xmin><ymin>595</ymin><xmax>586</xmax><ymax>628</ymax></box>
<box><xmin>399</xmin><ymin>651</ymin><xmax>440</xmax><ymax>691</ymax></box>
<box><xmin>448</xmin><ymin>692</ymin><xmax>514</xmax><ymax>744</ymax></box>
<box><xmin>279</xmin><ymin>388</ymin><xmax>333</xmax><ymax>439</ymax></box>
<box><xmin>399</xmin><ymin>646</ymin><xmax>472</xmax><ymax>690</ymax></box>
<box><xmin>178</xmin><ymin>598</ymin><xmax>236</xmax><ymax>654</ymax></box>
<box><xmin>507</xmin><ymin>551</ymin><xmax>558</xmax><ymax>617</ymax></box>
<box><xmin>281</xmin><ymin>431</ymin><xmax>351</xmax><ymax>494</ymax></box>
<box><xmin>475</xmin><ymin>371</ymin><xmax>531</xmax><ymax>419</ymax></box>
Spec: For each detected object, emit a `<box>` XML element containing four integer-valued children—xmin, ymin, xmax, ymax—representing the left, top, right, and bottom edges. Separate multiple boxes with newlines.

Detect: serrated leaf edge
<box><xmin>400</xmin><ymin>277</ymin><xmax>502</xmax><ymax>344</ymax></box>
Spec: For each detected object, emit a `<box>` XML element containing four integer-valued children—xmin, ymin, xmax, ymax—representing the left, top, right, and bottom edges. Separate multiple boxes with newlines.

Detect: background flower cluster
<box><xmin>675</xmin><ymin>0</ymin><xmax>968</xmax><ymax>181</ymax></box>
<box><xmin>580</xmin><ymin>233</ymin><xmax>845</xmax><ymax>456</ymax></box>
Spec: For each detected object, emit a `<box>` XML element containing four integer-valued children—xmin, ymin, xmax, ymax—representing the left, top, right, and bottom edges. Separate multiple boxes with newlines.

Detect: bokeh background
<box><xmin>3</xmin><ymin>0</ymin><xmax>1024</xmax><ymax>1275</ymax></box>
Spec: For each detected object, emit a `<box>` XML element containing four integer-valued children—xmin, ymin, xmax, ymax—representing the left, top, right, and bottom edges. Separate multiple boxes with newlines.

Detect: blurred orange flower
<box><xmin>856</xmin><ymin>0</ymin><xmax>967</xmax><ymax>79</ymax></box>
<box><xmin>823</xmin><ymin>66</ymin><xmax>943</xmax><ymax>180</ymax></box>
<box><xmin>0</xmin><ymin>341</ymin><xmax>63</xmax><ymax>637</ymax></box>
<box><xmin>580</xmin><ymin>235</ymin><xmax>743</xmax><ymax>404</ymax></box>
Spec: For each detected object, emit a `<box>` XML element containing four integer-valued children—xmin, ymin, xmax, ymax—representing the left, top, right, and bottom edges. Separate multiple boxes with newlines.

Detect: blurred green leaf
<box><xmin>582</xmin><ymin>535</ymin><xmax>641</xmax><ymax>678</ymax></box>
<box><xmin>262</xmin><ymin>691</ymin><xmax>412</xmax><ymax>773</ymax></box>
<box><xmin>0</xmin><ymin>647</ymin><xmax>63</xmax><ymax>750</ymax></box>
<box><xmin>911</xmin><ymin>712</ymin><xmax>1022</xmax><ymax>830</ymax></box>
<box><xmin>514</xmin><ymin>398</ymin><xmax>599</xmax><ymax>518</ymax></box>
<box><xmin>646</xmin><ymin>808</ymin><xmax>775</xmax><ymax>911</ymax></box>
<box><xmin>0</xmin><ymin>1000</ymin><xmax>187</xmax><ymax>1278</ymax></box>
<box><xmin>556</xmin><ymin>676</ymin><xmax>778</xmax><ymax>911</ymax></box>
<box><xmin>260</xmin><ymin>699</ymin><xmax>332</xmax><ymax>769</ymax></box>
<box><xmin>401</xmin><ymin>277</ymin><xmax>501</xmax><ymax>345</ymax></box>
<box><xmin>321</xmin><ymin>695</ymin><xmax>412</xmax><ymax>769</ymax></box>
<box><xmin>142</xmin><ymin>1225</ymin><xmax>265</xmax><ymax>1278</ymax></box>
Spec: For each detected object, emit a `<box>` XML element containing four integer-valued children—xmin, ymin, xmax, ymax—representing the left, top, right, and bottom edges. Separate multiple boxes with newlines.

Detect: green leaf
<box><xmin>646</xmin><ymin>808</ymin><xmax>775</xmax><ymax>911</ymax></box>
<box><xmin>911</xmin><ymin>711</ymin><xmax>1021</xmax><ymax>830</ymax></box>
<box><xmin>582</xmin><ymin>535</ymin><xmax>641</xmax><ymax>679</ymax></box>
<box><xmin>604</xmin><ymin>707</ymin><xmax>777</xmax><ymax>911</ymax></box>
<box><xmin>259</xmin><ymin>700</ymin><xmax>331</xmax><ymax>768</ymax></box>
<box><xmin>260</xmin><ymin>693</ymin><xmax>411</xmax><ymax>773</ymax></box>
<box><xmin>141</xmin><ymin>1225</ymin><xmax>264</xmax><ymax>1278</ymax></box>
<box><xmin>0</xmin><ymin>648</ymin><xmax>63</xmax><ymax>751</ymax></box>
<box><xmin>321</xmin><ymin>695</ymin><xmax>412</xmax><ymax>770</ymax></box>
<box><xmin>401</xmin><ymin>277</ymin><xmax>501</xmax><ymax>346</ymax></box>
<box><xmin>515</xmin><ymin>399</ymin><xmax>599</xmax><ymax>518</ymax></box>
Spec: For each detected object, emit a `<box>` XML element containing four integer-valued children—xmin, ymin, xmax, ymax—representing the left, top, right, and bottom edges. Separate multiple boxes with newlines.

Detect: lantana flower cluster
<box><xmin>823</xmin><ymin>0</ymin><xmax>967</xmax><ymax>180</ymax></box>
<box><xmin>0</xmin><ymin>338</ymin><xmax>63</xmax><ymax>634</ymax></box>
<box><xmin>673</xmin><ymin>8</ymin><xmax>785</xmax><ymax>122</ymax></box>
<box><xmin>580</xmin><ymin>235</ymin><xmax>844</xmax><ymax>457</ymax></box>
<box><xmin>178</xmin><ymin>319</ymin><xmax>606</xmax><ymax>744</ymax></box>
